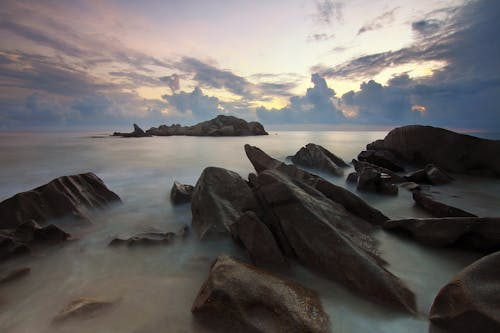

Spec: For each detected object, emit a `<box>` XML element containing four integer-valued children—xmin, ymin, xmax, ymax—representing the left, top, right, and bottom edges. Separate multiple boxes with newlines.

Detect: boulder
<box><xmin>0</xmin><ymin>235</ymin><xmax>29</xmax><ymax>260</ymax></box>
<box><xmin>384</xmin><ymin>217</ymin><xmax>500</xmax><ymax>251</ymax></box>
<box><xmin>357</xmin><ymin>167</ymin><xmax>398</xmax><ymax>195</ymax></box>
<box><xmin>112</xmin><ymin>124</ymin><xmax>151</xmax><ymax>137</ymax></box>
<box><xmin>244</xmin><ymin>144</ymin><xmax>388</xmax><ymax>225</ymax></box>
<box><xmin>53</xmin><ymin>298</ymin><xmax>116</xmax><ymax>323</ymax></box>
<box><xmin>0</xmin><ymin>267</ymin><xmax>30</xmax><ymax>284</ymax></box>
<box><xmin>412</xmin><ymin>190</ymin><xmax>476</xmax><ymax>218</ymax></box>
<box><xmin>191</xmin><ymin>167</ymin><xmax>261</xmax><ymax>239</ymax></box>
<box><xmin>358</xmin><ymin>150</ymin><xmax>404</xmax><ymax>172</ymax></box>
<box><xmin>346</xmin><ymin>172</ymin><xmax>358</xmax><ymax>183</ymax></box>
<box><xmin>191</xmin><ymin>255</ymin><xmax>330</xmax><ymax>333</ymax></box>
<box><xmin>0</xmin><ymin>173</ymin><xmax>121</xmax><ymax>229</ymax></box>
<box><xmin>253</xmin><ymin>169</ymin><xmax>415</xmax><ymax>312</ymax></box>
<box><xmin>229</xmin><ymin>211</ymin><xmax>287</xmax><ymax>269</ymax></box>
<box><xmin>366</xmin><ymin>125</ymin><xmax>500</xmax><ymax>177</ymax></box>
<box><xmin>146</xmin><ymin>115</ymin><xmax>268</xmax><ymax>137</ymax></box>
<box><xmin>405</xmin><ymin>164</ymin><xmax>453</xmax><ymax>185</ymax></box>
<box><xmin>430</xmin><ymin>252</ymin><xmax>500</xmax><ymax>333</ymax></box>
<box><xmin>352</xmin><ymin>159</ymin><xmax>405</xmax><ymax>183</ymax></box>
<box><xmin>291</xmin><ymin>143</ymin><xmax>348</xmax><ymax>176</ymax></box>
<box><xmin>170</xmin><ymin>181</ymin><xmax>194</xmax><ymax>205</ymax></box>
<box><xmin>109</xmin><ymin>225</ymin><xmax>188</xmax><ymax>246</ymax></box>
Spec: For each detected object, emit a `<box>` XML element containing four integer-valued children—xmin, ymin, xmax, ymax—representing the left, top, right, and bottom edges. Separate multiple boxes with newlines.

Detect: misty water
<box><xmin>1</xmin><ymin>130</ymin><xmax>500</xmax><ymax>333</ymax></box>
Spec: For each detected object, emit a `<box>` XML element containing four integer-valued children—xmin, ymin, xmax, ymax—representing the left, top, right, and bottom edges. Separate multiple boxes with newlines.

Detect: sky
<box><xmin>0</xmin><ymin>0</ymin><xmax>499</xmax><ymax>130</ymax></box>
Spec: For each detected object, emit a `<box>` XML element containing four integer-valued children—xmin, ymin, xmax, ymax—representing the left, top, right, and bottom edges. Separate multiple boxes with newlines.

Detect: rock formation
<box><xmin>112</xmin><ymin>124</ymin><xmax>151</xmax><ymax>137</ymax></box>
<box><xmin>170</xmin><ymin>181</ymin><xmax>194</xmax><ymax>205</ymax></box>
<box><xmin>291</xmin><ymin>143</ymin><xmax>348</xmax><ymax>176</ymax></box>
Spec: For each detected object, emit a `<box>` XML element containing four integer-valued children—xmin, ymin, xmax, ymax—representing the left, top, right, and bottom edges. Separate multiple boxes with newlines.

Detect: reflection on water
<box><xmin>0</xmin><ymin>131</ymin><xmax>499</xmax><ymax>332</ymax></box>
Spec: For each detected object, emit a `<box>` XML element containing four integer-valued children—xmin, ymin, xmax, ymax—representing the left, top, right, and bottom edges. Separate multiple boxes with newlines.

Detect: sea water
<box><xmin>0</xmin><ymin>130</ymin><xmax>499</xmax><ymax>333</ymax></box>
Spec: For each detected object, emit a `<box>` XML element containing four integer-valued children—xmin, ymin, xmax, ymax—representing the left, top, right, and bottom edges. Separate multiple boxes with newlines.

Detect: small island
<box><xmin>112</xmin><ymin>115</ymin><xmax>268</xmax><ymax>137</ymax></box>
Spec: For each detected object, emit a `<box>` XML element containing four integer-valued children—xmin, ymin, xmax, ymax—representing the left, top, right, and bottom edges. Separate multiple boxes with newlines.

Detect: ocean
<box><xmin>1</xmin><ymin>130</ymin><xmax>499</xmax><ymax>332</ymax></box>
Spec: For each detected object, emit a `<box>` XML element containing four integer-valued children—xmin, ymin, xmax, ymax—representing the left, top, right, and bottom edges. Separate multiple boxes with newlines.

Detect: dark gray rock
<box><xmin>384</xmin><ymin>217</ymin><xmax>500</xmax><ymax>251</ymax></box>
<box><xmin>346</xmin><ymin>172</ymin><xmax>358</xmax><ymax>183</ymax></box>
<box><xmin>109</xmin><ymin>225</ymin><xmax>188</xmax><ymax>247</ymax></box>
<box><xmin>53</xmin><ymin>298</ymin><xmax>117</xmax><ymax>323</ymax></box>
<box><xmin>357</xmin><ymin>167</ymin><xmax>398</xmax><ymax>195</ymax></box>
<box><xmin>230</xmin><ymin>211</ymin><xmax>287</xmax><ymax>269</ymax></box>
<box><xmin>170</xmin><ymin>181</ymin><xmax>194</xmax><ymax>205</ymax></box>
<box><xmin>367</xmin><ymin>125</ymin><xmax>500</xmax><ymax>177</ymax></box>
<box><xmin>430</xmin><ymin>252</ymin><xmax>500</xmax><ymax>333</ymax></box>
<box><xmin>291</xmin><ymin>143</ymin><xmax>348</xmax><ymax>176</ymax></box>
<box><xmin>0</xmin><ymin>267</ymin><xmax>30</xmax><ymax>284</ymax></box>
<box><xmin>112</xmin><ymin>124</ymin><xmax>152</xmax><ymax>137</ymax></box>
<box><xmin>191</xmin><ymin>255</ymin><xmax>330</xmax><ymax>333</ymax></box>
<box><xmin>405</xmin><ymin>164</ymin><xmax>453</xmax><ymax>185</ymax></box>
<box><xmin>191</xmin><ymin>167</ymin><xmax>261</xmax><ymax>239</ymax></box>
<box><xmin>412</xmin><ymin>190</ymin><xmax>476</xmax><ymax>218</ymax></box>
<box><xmin>358</xmin><ymin>150</ymin><xmax>404</xmax><ymax>172</ymax></box>
<box><xmin>352</xmin><ymin>159</ymin><xmax>405</xmax><ymax>183</ymax></box>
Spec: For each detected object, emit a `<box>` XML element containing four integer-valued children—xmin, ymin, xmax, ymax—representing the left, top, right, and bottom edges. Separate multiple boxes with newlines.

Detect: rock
<box><xmin>357</xmin><ymin>167</ymin><xmax>398</xmax><ymax>195</ymax></box>
<box><xmin>112</xmin><ymin>124</ymin><xmax>151</xmax><ymax>137</ymax></box>
<box><xmin>229</xmin><ymin>211</ymin><xmax>287</xmax><ymax>269</ymax></box>
<box><xmin>244</xmin><ymin>144</ymin><xmax>388</xmax><ymax>225</ymax></box>
<box><xmin>358</xmin><ymin>150</ymin><xmax>404</xmax><ymax>172</ymax></box>
<box><xmin>191</xmin><ymin>167</ymin><xmax>261</xmax><ymax>239</ymax></box>
<box><xmin>366</xmin><ymin>125</ymin><xmax>500</xmax><ymax>177</ymax></box>
<box><xmin>430</xmin><ymin>252</ymin><xmax>500</xmax><ymax>333</ymax></box>
<box><xmin>291</xmin><ymin>143</ymin><xmax>348</xmax><ymax>176</ymax></box>
<box><xmin>405</xmin><ymin>169</ymin><xmax>428</xmax><ymax>183</ymax></box>
<box><xmin>253</xmin><ymin>169</ymin><xmax>415</xmax><ymax>312</ymax></box>
<box><xmin>170</xmin><ymin>181</ymin><xmax>194</xmax><ymax>205</ymax></box>
<box><xmin>191</xmin><ymin>255</ymin><xmax>330</xmax><ymax>333</ymax></box>
<box><xmin>346</xmin><ymin>172</ymin><xmax>358</xmax><ymax>183</ymax></box>
<box><xmin>412</xmin><ymin>190</ymin><xmax>477</xmax><ymax>218</ymax></box>
<box><xmin>0</xmin><ymin>173</ymin><xmax>121</xmax><ymax>230</ymax></box>
<box><xmin>399</xmin><ymin>182</ymin><xmax>421</xmax><ymax>192</ymax></box>
<box><xmin>424</xmin><ymin>164</ymin><xmax>454</xmax><ymax>185</ymax></box>
<box><xmin>53</xmin><ymin>298</ymin><xmax>116</xmax><ymax>323</ymax></box>
<box><xmin>384</xmin><ymin>217</ymin><xmax>500</xmax><ymax>251</ymax></box>
<box><xmin>0</xmin><ymin>235</ymin><xmax>30</xmax><ymax>260</ymax></box>
<box><xmin>0</xmin><ymin>267</ymin><xmax>30</xmax><ymax>284</ymax></box>
<box><xmin>352</xmin><ymin>159</ymin><xmax>405</xmax><ymax>183</ymax></box>
<box><xmin>146</xmin><ymin>115</ymin><xmax>268</xmax><ymax>137</ymax></box>
<box><xmin>109</xmin><ymin>225</ymin><xmax>188</xmax><ymax>246</ymax></box>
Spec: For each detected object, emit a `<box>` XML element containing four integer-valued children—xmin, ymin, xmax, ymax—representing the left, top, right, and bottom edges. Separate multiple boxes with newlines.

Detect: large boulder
<box><xmin>230</xmin><ymin>211</ymin><xmax>287</xmax><ymax>269</ymax></box>
<box><xmin>358</xmin><ymin>150</ymin><xmax>404</xmax><ymax>172</ymax></box>
<box><xmin>367</xmin><ymin>125</ymin><xmax>500</xmax><ymax>177</ymax></box>
<box><xmin>352</xmin><ymin>159</ymin><xmax>405</xmax><ymax>183</ymax></box>
<box><xmin>112</xmin><ymin>124</ymin><xmax>151</xmax><ymax>137</ymax></box>
<box><xmin>191</xmin><ymin>255</ymin><xmax>330</xmax><ymax>333</ymax></box>
<box><xmin>191</xmin><ymin>167</ymin><xmax>261</xmax><ymax>239</ymax></box>
<box><xmin>253</xmin><ymin>169</ymin><xmax>415</xmax><ymax>312</ymax></box>
<box><xmin>356</xmin><ymin>166</ymin><xmax>398</xmax><ymax>195</ymax></box>
<box><xmin>244</xmin><ymin>145</ymin><xmax>388</xmax><ymax>225</ymax></box>
<box><xmin>412</xmin><ymin>190</ymin><xmax>476</xmax><ymax>218</ymax></box>
<box><xmin>430</xmin><ymin>252</ymin><xmax>500</xmax><ymax>333</ymax></box>
<box><xmin>0</xmin><ymin>173</ymin><xmax>121</xmax><ymax>229</ymax></box>
<box><xmin>147</xmin><ymin>115</ymin><xmax>268</xmax><ymax>137</ymax></box>
<box><xmin>384</xmin><ymin>217</ymin><xmax>500</xmax><ymax>251</ymax></box>
<box><xmin>291</xmin><ymin>143</ymin><xmax>348</xmax><ymax>176</ymax></box>
<box><xmin>170</xmin><ymin>181</ymin><xmax>194</xmax><ymax>205</ymax></box>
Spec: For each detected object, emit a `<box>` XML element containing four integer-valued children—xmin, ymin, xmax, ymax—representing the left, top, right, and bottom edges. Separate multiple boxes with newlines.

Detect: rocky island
<box><xmin>113</xmin><ymin>115</ymin><xmax>268</xmax><ymax>137</ymax></box>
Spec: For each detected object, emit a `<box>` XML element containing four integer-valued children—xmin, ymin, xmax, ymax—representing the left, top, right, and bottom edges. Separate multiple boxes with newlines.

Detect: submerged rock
<box><xmin>230</xmin><ymin>211</ymin><xmax>287</xmax><ymax>269</ymax></box>
<box><xmin>191</xmin><ymin>167</ymin><xmax>261</xmax><ymax>239</ymax></box>
<box><xmin>0</xmin><ymin>173</ymin><xmax>121</xmax><ymax>229</ymax></box>
<box><xmin>109</xmin><ymin>225</ymin><xmax>189</xmax><ymax>247</ymax></box>
<box><xmin>291</xmin><ymin>143</ymin><xmax>348</xmax><ymax>176</ymax></box>
<box><xmin>367</xmin><ymin>125</ymin><xmax>500</xmax><ymax>177</ymax></box>
<box><xmin>170</xmin><ymin>181</ymin><xmax>194</xmax><ymax>205</ymax></box>
<box><xmin>146</xmin><ymin>115</ymin><xmax>268</xmax><ymax>137</ymax></box>
<box><xmin>53</xmin><ymin>298</ymin><xmax>117</xmax><ymax>323</ymax></box>
<box><xmin>352</xmin><ymin>159</ymin><xmax>405</xmax><ymax>184</ymax></box>
<box><xmin>346</xmin><ymin>172</ymin><xmax>358</xmax><ymax>183</ymax></box>
<box><xmin>191</xmin><ymin>255</ymin><xmax>330</xmax><ymax>333</ymax></box>
<box><xmin>358</xmin><ymin>150</ymin><xmax>404</xmax><ymax>172</ymax></box>
<box><xmin>0</xmin><ymin>267</ymin><xmax>30</xmax><ymax>284</ymax></box>
<box><xmin>406</xmin><ymin>164</ymin><xmax>453</xmax><ymax>185</ymax></box>
<box><xmin>412</xmin><ymin>190</ymin><xmax>476</xmax><ymax>218</ymax></box>
<box><xmin>112</xmin><ymin>124</ymin><xmax>151</xmax><ymax>137</ymax></box>
<box><xmin>384</xmin><ymin>217</ymin><xmax>500</xmax><ymax>251</ymax></box>
<box><xmin>430</xmin><ymin>252</ymin><xmax>500</xmax><ymax>333</ymax></box>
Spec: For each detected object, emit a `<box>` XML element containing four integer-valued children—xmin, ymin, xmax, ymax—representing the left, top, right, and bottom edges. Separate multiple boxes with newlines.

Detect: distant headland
<box><xmin>112</xmin><ymin>115</ymin><xmax>268</xmax><ymax>137</ymax></box>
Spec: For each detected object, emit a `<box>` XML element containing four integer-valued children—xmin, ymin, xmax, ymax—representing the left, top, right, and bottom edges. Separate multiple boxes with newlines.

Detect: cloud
<box><xmin>357</xmin><ymin>7</ymin><xmax>399</xmax><ymax>35</ymax></box>
<box><xmin>160</xmin><ymin>74</ymin><xmax>180</xmax><ymax>93</ymax></box>
<box><xmin>162</xmin><ymin>87</ymin><xmax>222</xmax><ymax>120</ymax></box>
<box><xmin>314</xmin><ymin>0</ymin><xmax>343</xmax><ymax>25</ymax></box>
<box><xmin>411</xmin><ymin>19</ymin><xmax>442</xmax><ymax>35</ymax></box>
<box><xmin>307</xmin><ymin>33</ymin><xmax>335</xmax><ymax>42</ymax></box>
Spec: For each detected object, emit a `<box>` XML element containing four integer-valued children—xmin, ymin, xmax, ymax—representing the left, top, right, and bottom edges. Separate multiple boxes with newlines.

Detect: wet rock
<box><xmin>412</xmin><ymin>190</ymin><xmax>477</xmax><ymax>218</ymax></box>
<box><xmin>244</xmin><ymin>144</ymin><xmax>388</xmax><ymax>225</ymax></box>
<box><xmin>230</xmin><ymin>211</ymin><xmax>287</xmax><ymax>269</ymax></box>
<box><xmin>191</xmin><ymin>255</ymin><xmax>330</xmax><ymax>333</ymax></box>
<box><xmin>405</xmin><ymin>164</ymin><xmax>453</xmax><ymax>185</ymax></box>
<box><xmin>366</xmin><ymin>125</ymin><xmax>500</xmax><ymax>177</ymax></box>
<box><xmin>346</xmin><ymin>172</ymin><xmax>358</xmax><ymax>183</ymax></box>
<box><xmin>0</xmin><ymin>173</ymin><xmax>121</xmax><ymax>229</ymax></box>
<box><xmin>109</xmin><ymin>225</ymin><xmax>189</xmax><ymax>246</ymax></box>
<box><xmin>0</xmin><ymin>267</ymin><xmax>30</xmax><ymax>284</ymax></box>
<box><xmin>405</xmin><ymin>169</ymin><xmax>428</xmax><ymax>183</ymax></box>
<box><xmin>357</xmin><ymin>167</ymin><xmax>398</xmax><ymax>195</ymax></box>
<box><xmin>430</xmin><ymin>252</ymin><xmax>500</xmax><ymax>333</ymax></box>
<box><xmin>399</xmin><ymin>182</ymin><xmax>421</xmax><ymax>192</ymax></box>
<box><xmin>254</xmin><ymin>169</ymin><xmax>415</xmax><ymax>312</ymax></box>
<box><xmin>53</xmin><ymin>298</ymin><xmax>116</xmax><ymax>323</ymax></box>
<box><xmin>191</xmin><ymin>167</ymin><xmax>261</xmax><ymax>239</ymax></box>
<box><xmin>291</xmin><ymin>143</ymin><xmax>348</xmax><ymax>176</ymax></box>
<box><xmin>112</xmin><ymin>124</ymin><xmax>151</xmax><ymax>137</ymax></box>
<box><xmin>352</xmin><ymin>159</ymin><xmax>405</xmax><ymax>183</ymax></box>
<box><xmin>170</xmin><ymin>181</ymin><xmax>194</xmax><ymax>205</ymax></box>
<box><xmin>358</xmin><ymin>150</ymin><xmax>404</xmax><ymax>172</ymax></box>
<box><xmin>147</xmin><ymin>115</ymin><xmax>268</xmax><ymax>136</ymax></box>
<box><xmin>0</xmin><ymin>235</ymin><xmax>30</xmax><ymax>260</ymax></box>
<box><xmin>384</xmin><ymin>217</ymin><xmax>500</xmax><ymax>251</ymax></box>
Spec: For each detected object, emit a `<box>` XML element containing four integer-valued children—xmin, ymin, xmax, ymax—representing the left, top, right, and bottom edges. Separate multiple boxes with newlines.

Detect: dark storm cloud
<box><xmin>357</xmin><ymin>7</ymin><xmax>399</xmax><ymax>35</ymax></box>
